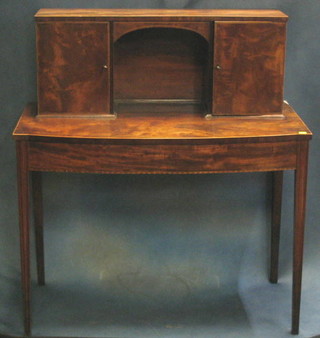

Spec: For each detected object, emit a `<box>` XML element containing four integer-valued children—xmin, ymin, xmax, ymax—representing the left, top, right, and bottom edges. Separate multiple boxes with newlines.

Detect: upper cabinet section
<box><xmin>37</xmin><ymin>22</ymin><xmax>110</xmax><ymax>116</ymax></box>
<box><xmin>35</xmin><ymin>9</ymin><xmax>288</xmax><ymax>118</ymax></box>
<box><xmin>213</xmin><ymin>21</ymin><xmax>286</xmax><ymax>115</ymax></box>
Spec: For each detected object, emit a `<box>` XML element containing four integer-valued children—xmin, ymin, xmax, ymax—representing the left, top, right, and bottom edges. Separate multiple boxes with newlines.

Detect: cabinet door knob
<box><xmin>103</xmin><ymin>65</ymin><xmax>108</xmax><ymax>69</ymax></box>
<box><xmin>216</xmin><ymin>65</ymin><xmax>222</xmax><ymax>70</ymax></box>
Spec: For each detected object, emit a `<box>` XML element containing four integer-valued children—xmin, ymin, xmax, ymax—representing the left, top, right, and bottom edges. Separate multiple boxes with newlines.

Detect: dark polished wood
<box><xmin>35</xmin><ymin>9</ymin><xmax>288</xmax><ymax>22</ymax></box>
<box><xmin>13</xmin><ymin>9</ymin><xmax>311</xmax><ymax>337</ymax></box>
<box><xmin>113</xmin><ymin>27</ymin><xmax>209</xmax><ymax>105</ymax></box>
<box><xmin>13</xmin><ymin>102</ymin><xmax>310</xmax><ymax>141</ymax></box>
<box><xmin>14</xmin><ymin>101</ymin><xmax>311</xmax><ymax>336</ymax></box>
<box><xmin>37</xmin><ymin>22</ymin><xmax>111</xmax><ymax>116</ymax></box>
<box><xmin>16</xmin><ymin>141</ymin><xmax>31</xmax><ymax>337</ymax></box>
<box><xmin>213</xmin><ymin>21</ymin><xmax>286</xmax><ymax>115</ymax></box>
<box><xmin>35</xmin><ymin>9</ymin><xmax>287</xmax><ymax>117</ymax></box>
<box><xmin>270</xmin><ymin>171</ymin><xmax>283</xmax><ymax>284</ymax></box>
<box><xmin>27</xmin><ymin>140</ymin><xmax>297</xmax><ymax>174</ymax></box>
<box><xmin>31</xmin><ymin>171</ymin><xmax>45</xmax><ymax>286</ymax></box>
<box><xmin>113</xmin><ymin>21</ymin><xmax>211</xmax><ymax>42</ymax></box>
<box><xmin>292</xmin><ymin>141</ymin><xmax>309</xmax><ymax>335</ymax></box>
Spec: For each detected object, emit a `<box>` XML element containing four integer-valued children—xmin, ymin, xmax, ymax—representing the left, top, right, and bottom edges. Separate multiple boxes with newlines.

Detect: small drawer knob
<box><xmin>103</xmin><ymin>65</ymin><xmax>108</xmax><ymax>69</ymax></box>
<box><xmin>216</xmin><ymin>65</ymin><xmax>222</xmax><ymax>70</ymax></box>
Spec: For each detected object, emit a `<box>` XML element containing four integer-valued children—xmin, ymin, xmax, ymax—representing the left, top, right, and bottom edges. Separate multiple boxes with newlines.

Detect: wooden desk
<box><xmin>13</xmin><ymin>102</ymin><xmax>311</xmax><ymax>335</ymax></box>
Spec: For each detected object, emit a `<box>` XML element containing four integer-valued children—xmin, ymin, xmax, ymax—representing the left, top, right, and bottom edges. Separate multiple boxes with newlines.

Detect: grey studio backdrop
<box><xmin>0</xmin><ymin>1</ymin><xmax>319</xmax><ymax>337</ymax></box>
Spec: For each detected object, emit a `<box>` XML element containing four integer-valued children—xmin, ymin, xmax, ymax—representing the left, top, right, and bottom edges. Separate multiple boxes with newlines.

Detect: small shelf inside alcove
<box><xmin>113</xmin><ymin>27</ymin><xmax>211</xmax><ymax>116</ymax></box>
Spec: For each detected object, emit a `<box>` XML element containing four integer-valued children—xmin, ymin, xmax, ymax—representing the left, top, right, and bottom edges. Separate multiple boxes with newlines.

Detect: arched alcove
<box><xmin>113</xmin><ymin>27</ymin><xmax>211</xmax><ymax>115</ymax></box>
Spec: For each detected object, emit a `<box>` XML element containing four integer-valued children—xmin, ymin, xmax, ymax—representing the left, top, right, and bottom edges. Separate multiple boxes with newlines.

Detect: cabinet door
<box><xmin>37</xmin><ymin>22</ymin><xmax>110</xmax><ymax>116</ymax></box>
<box><xmin>213</xmin><ymin>22</ymin><xmax>286</xmax><ymax>115</ymax></box>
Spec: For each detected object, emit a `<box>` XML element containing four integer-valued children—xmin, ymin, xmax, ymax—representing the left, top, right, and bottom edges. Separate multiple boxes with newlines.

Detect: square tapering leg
<box><xmin>270</xmin><ymin>170</ymin><xmax>283</xmax><ymax>284</ymax></box>
<box><xmin>32</xmin><ymin>171</ymin><xmax>45</xmax><ymax>286</ymax></box>
<box><xmin>16</xmin><ymin>140</ymin><xmax>31</xmax><ymax>336</ymax></box>
<box><xmin>292</xmin><ymin>141</ymin><xmax>309</xmax><ymax>335</ymax></box>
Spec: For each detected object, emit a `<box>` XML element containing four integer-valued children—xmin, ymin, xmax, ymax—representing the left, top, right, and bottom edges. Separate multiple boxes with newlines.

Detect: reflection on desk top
<box><xmin>35</xmin><ymin>9</ymin><xmax>288</xmax><ymax>21</ymax></box>
<box><xmin>13</xmin><ymin>102</ymin><xmax>312</xmax><ymax>143</ymax></box>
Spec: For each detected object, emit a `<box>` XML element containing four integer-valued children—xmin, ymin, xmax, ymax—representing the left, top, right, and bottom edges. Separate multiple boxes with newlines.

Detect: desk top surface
<box><xmin>35</xmin><ymin>9</ymin><xmax>288</xmax><ymax>22</ymax></box>
<box><xmin>13</xmin><ymin>102</ymin><xmax>311</xmax><ymax>143</ymax></box>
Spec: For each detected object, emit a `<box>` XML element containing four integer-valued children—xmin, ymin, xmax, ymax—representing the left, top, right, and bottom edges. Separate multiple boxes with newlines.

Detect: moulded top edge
<box><xmin>34</xmin><ymin>8</ymin><xmax>288</xmax><ymax>21</ymax></box>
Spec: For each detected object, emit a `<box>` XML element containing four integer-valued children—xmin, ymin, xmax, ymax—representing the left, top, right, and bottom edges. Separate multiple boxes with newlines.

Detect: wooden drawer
<box><xmin>28</xmin><ymin>140</ymin><xmax>297</xmax><ymax>174</ymax></box>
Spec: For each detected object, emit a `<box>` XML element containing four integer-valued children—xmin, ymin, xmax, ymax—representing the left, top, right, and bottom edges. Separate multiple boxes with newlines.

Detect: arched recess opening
<box><xmin>113</xmin><ymin>27</ymin><xmax>211</xmax><ymax>115</ymax></box>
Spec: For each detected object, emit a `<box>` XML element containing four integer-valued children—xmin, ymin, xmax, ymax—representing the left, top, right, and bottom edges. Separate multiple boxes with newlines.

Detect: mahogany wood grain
<box><xmin>270</xmin><ymin>171</ymin><xmax>283</xmax><ymax>284</ymax></box>
<box><xmin>13</xmin><ymin>102</ymin><xmax>312</xmax><ymax>336</ymax></box>
<box><xmin>113</xmin><ymin>21</ymin><xmax>211</xmax><ymax>42</ymax></box>
<box><xmin>213</xmin><ymin>21</ymin><xmax>286</xmax><ymax>115</ymax></box>
<box><xmin>13</xmin><ymin>103</ymin><xmax>312</xmax><ymax>142</ymax></box>
<box><xmin>13</xmin><ymin>9</ymin><xmax>313</xmax><ymax>336</ymax></box>
<box><xmin>113</xmin><ymin>28</ymin><xmax>209</xmax><ymax>103</ymax></box>
<box><xmin>114</xmin><ymin>101</ymin><xmax>206</xmax><ymax>115</ymax></box>
<box><xmin>35</xmin><ymin>9</ymin><xmax>289</xmax><ymax>117</ymax></box>
<box><xmin>32</xmin><ymin>172</ymin><xmax>45</xmax><ymax>286</ymax></box>
<box><xmin>35</xmin><ymin>9</ymin><xmax>288</xmax><ymax>22</ymax></box>
<box><xmin>37</xmin><ymin>22</ymin><xmax>111</xmax><ymax>116</ymax></box>
<box><xmin>28</xmin><ymin>140</ymin><xmax>297</xmax><ymax>174</ymax></box>
<box><xmin>16</xmin><ymin>141</ymin><xmax>31</xmax><ymax>336</ymax></box>
<box><xmin>292</xmin><ymin>141</ymin><xmax>309</xmax><ymax>335</ymax></box>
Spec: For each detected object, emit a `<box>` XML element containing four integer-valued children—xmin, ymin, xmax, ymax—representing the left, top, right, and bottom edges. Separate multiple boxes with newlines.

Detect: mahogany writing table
<box><xmin>12</xmin><ymin>8</ymin><xmax>313</xmax><ymax>337</ymax></box>
<box><xmin>13</xmin><ymin>101</ymin><xmax>311</xmax><ymax>335</ymax></box>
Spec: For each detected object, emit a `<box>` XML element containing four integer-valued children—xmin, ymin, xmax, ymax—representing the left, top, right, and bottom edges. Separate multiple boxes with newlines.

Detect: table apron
<box><xmin>28</xmin><ymin>140</ymin><xmax>297</xmax><ymax>174</ymax></box>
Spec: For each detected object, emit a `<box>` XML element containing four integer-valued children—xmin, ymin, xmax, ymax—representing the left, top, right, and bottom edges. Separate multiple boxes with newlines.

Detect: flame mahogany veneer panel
<box><xmin>36</xmin><ymin>10</ymin><xmax>288</xmax><ymax>117</ymax></box>
<box><xmin>28</xmin><ymin>141</ymin><xmax>297</xmax><ymax>174</ymax></box>
<box><xmin>13</xmin><ymin>102</ymin><xmax>312</xmax><ymax>140</ymax></box>
<box><xmin>113</xmin><ymin>21</ymin><xmax>211</xmax><ymax>42</ymax></box>
<box><xmin>213</xmin><ymin>22</ymin><xmax>286</xmax><ymax>115</ymax></box>
<box><xmin>37</xmin><ymin>22</ymin><xmax>110</xmax><ymax>115</ymax></box>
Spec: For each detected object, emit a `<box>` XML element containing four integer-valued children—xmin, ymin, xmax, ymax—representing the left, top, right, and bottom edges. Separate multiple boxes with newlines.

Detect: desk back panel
<box><xmin>113</xmin><ymin>27</ymin><xmax>210</xmax><ymax>103</ymax></box>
